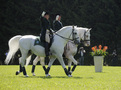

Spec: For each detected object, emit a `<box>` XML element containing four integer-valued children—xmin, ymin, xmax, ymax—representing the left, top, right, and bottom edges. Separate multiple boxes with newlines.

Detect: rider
<box><xmin>53</xmin><ymin>14</ymin><xmax>63</xmax><ymax>31</ymax></box>
<box><xmin>40</xmin><ymin>11</ymin><xmax>51</xmax><ymax>57</ymax></box>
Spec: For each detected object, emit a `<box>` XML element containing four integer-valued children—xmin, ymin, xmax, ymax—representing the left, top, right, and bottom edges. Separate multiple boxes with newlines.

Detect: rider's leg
<box><xmin>45</xmin><ymin>42</ymin><xmax>49</xmax><ymax>57</ymax></box>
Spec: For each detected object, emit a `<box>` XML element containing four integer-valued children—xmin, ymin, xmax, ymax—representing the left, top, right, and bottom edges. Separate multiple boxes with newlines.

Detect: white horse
<box><xmin>27</xmin><ymin>27</ymin><xmax>91</xmax><ymax>76</ymax></box>
<box><xmin>63</xmin><ymin>27</ymin><xmax>91</xmax><ymax>74</ymax></box>
<box><xmin>5</xmin><ymin>26</ymin><xmax>80</xmax><ymax>77</ymax></box>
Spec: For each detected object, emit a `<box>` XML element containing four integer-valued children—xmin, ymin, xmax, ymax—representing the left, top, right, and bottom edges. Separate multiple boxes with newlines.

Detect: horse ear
<box><xmin>87</xmin><ymin>28</ymin><xmax>92</xmax><ymax>32</ymax></box>
<box><xmin>89</xmin><ymin>28</ymin><xmax>92</xmax><ymax>30</ymax></box>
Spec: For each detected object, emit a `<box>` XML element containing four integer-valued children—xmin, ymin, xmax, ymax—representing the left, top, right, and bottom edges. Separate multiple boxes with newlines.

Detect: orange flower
<box><xmin>91</xmin><ymin>47</ymin><xmax>95</xmax><ymax>51</ymax></box>
<box><xmin>103</xmin><ymin>46</ymin><xmax>108</xmax><ymax>51</ymax></box>
<box><xmin>94</xmin><ymin>46</ymin><xmax>97</xmax><ymax>50</ymax></box>
<box><xmin>99</xmin><ymin>45</ymin><xmax>102</xmax><ymax>50</ymax></box>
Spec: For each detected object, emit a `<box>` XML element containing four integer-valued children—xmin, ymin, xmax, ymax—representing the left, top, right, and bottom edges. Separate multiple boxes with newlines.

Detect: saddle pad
<box><xmin>34</xmin><ymin>37</ymin><xmax>44</xmax><ymax>47</ymax></box>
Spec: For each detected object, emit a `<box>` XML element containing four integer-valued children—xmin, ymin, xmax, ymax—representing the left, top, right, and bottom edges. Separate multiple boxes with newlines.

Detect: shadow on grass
<box><xmin>21</xmin><ymin>76</ymin><xmax>94</xmax><ymax>79</ymax></box>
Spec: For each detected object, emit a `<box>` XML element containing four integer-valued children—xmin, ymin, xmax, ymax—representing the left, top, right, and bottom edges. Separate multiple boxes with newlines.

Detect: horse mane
<box><xmin>56</xmin><ymin>26</ymin><xmax>78</xmax><ymax>34</ymax></box>
<box><xmin>56</xmin><ymin>26</ymin><xmax>72</xmax><ymax>34</ymax></box>
<box><xmin>77</xmin><ymin>27</ymin><xmax>89</xmax><ymax>31</ymax></box>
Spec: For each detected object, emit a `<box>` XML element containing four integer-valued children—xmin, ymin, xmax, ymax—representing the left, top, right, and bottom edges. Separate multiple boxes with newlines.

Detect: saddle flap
<box><xmin>34</xmin><ymin>37</ymin><xmax>44</xmax><ymax>47</ymax></box>
<box><xmin>34</xmin><ymin>36</ymin><xmax>54</xmax><ymax>48</ymax></box>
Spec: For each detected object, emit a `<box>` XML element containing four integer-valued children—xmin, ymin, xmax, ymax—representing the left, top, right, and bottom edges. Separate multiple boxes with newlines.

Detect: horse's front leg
<box><xmin>56</xmin><ymin>54</ymin><xmax>71</xmax><ymax>77</ymax></box>
<box><xmin>68</xmin><ymin>55</ymin><xmax>78</xmax><ymax>75</ymax></box>
<box><xmin>46</xmin><ymin>57</ymin><xmax>56</xmax><ymax>76</ymax></box>
<box><xmin>68</xmin><ymin>60</ymin><xmax>72</xmax><ymax>72</ymax></box>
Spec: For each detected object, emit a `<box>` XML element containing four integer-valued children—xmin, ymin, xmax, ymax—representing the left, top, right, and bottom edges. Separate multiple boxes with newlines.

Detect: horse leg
<box><xmin>45</xmin><ymin>57</ymin><xmax>56</xmax><ymax>76</ymax></box>
<box><xmin>16</xmin><ymin>57</ymin><xmax>28</xmax><ymax>77</ymax></box>
<box><xmin>68</xmin><ymin>55</ymin><xmax>78</xmax><ymax>75</ymax></box>
<box><xmin>16</xmin><ymin>60</ymin><xmax>23</xmax><ymax>75</ymax></box>
<box><xmin>56</xmin><ymin>54</ymin><xmax>71</xmax><ymax>77</ymax></box>
<box><xmin>68</xmin><ymin>60</ymin><xmax>72</xmax><ymax>72</ymax></box>
<box><xmin>16</xmin><ymin>57</ymin><xmax>23</xmax><ymax>75</ymax></box>
<box><xmin>19</xmin><ymin>50</ymin><xmax>28</xmax><ymax>77</ymax></box>
<box><xmin>31</xmin><ymin>56</ymin><xmax>41</xmax><ymax>76</ymax></box>
<box><xmin>40</xmin><ymin>57</ymin><xmax>47</xmax><ymax>74</ymax></box>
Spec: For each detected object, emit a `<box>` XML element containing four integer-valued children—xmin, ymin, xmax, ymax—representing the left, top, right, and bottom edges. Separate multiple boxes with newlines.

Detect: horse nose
<box><xmin>74</xmin><ymin>40</ymin><xmax>80</xmax><ymax>45</ymax></box>
<box><xmin>84</xmin><ymin>42</ymin><xmax>90</xmax><ymax>47</ymax></box>
<box><xmin>87</xmin><ymin>43</ymin><xmax>90</xmax><ymax>47</ymax></box>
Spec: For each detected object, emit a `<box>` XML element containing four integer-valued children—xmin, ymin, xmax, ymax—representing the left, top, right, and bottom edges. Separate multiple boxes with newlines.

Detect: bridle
<box><xmin>54</xmin><ymin>26</ymin><xmax>79</xmax><ymax>43</ymax></box>
<box><xmin>80</xmin><ymin>30</ymin><xmax>90</xmax><ymax>43</ymax></box>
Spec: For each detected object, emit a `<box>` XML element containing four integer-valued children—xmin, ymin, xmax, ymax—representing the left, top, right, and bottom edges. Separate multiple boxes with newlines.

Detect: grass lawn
<box><xmin>0</xmin><ymin>65</ymin><xmax>121</xmax><ymax>90</ymax></box>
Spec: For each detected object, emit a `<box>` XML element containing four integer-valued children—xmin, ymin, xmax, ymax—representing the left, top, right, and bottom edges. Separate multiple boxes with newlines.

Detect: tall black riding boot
<box><xmin>45</xmin><ymin>42</ymin><xmax>49</xmax><ymax>57</ymax></box>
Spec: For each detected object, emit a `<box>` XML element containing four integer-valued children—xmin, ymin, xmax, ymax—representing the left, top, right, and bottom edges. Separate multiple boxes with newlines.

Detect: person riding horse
<box><xmin>53</xmin><ymin>14</ymin><xmax>63</xmax><ymax>31</ymax></box>
<box><xmin>40</xmin><ymin>11</ymin><xmax>52</xmax><ymax>57</ymax></box>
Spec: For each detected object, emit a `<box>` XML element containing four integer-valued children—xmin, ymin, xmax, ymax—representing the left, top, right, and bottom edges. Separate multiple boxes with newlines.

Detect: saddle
<box><xmin>34</xmin><ymin>34</ymin><xmax>53</xmax><ymax>48</ymax></box>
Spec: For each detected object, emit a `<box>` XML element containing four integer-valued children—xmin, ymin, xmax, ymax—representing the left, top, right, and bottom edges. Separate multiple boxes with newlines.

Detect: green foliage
<box><xmin>90</xmin><ymin>49</ymin><xmax>108</xmax><ymax>57</ymax></box>
<box><xmin>0</xmin><ymin>65</ymin><xmax>121</xmax><ymax>90</ymax></box>
<box><xmin>0</xmin><ymin>0</ymin><xmax>121</xmax><ymax>65</ymax></box>
<box><xmin>90</xmin><ymin>45</ymin><xmax>108</xmax><ymax>57</ymax></box>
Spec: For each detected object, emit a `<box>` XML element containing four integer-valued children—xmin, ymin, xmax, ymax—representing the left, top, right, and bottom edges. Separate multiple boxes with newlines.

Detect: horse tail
<box><xmin>4</xmin><ymin>35</ymin><xmax>22</xmax><ymax>64</ymax></box>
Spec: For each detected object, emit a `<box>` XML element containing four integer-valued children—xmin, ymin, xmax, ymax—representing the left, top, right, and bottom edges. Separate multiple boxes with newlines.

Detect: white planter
<box><xmin>94</xmin><ymin>56</ymin><xmax>104</xmax><ymax>72</ymax></box>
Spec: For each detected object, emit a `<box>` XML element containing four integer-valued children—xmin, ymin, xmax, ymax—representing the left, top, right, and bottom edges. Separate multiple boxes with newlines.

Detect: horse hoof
<box><xmin>24</xmin><ymin>75</ymin><xmax>29</xmax><ymax>77</ymax></box>
<box><xmin>16</xmin><ymin>71</ymin><xmax>20</xmax><ymax>75</ymax></box>
<box><xmin>68</xmin><ymin>74</ymin><xmax>72</xmax><ymax>77</ymax></box>
<box><xmin>69</xmin><ymin>71</ymin><xmax>72</xmax><ymax>75</ymax></box>
<box><xmin>32</xmin><ymin>73</ymin><xmax>36</xmax><ymax>76</ymax></box>
<box><xmin>46</xmin><ymin>74</ymin><xmax>51</xmax><ymax>77</ymax></box>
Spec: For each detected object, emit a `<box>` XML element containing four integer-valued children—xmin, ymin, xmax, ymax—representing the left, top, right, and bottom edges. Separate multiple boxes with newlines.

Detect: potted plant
<box><xmin>90</xmin><ymin>45</ymin><xmax>108</xmax><ymax>72</ymax></box>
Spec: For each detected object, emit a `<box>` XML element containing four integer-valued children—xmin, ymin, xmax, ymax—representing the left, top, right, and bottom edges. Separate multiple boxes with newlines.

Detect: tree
<box><xmin>0</xmin><ymin>0</ymin><xmax>121</xmax><ymax>65</ymax></box>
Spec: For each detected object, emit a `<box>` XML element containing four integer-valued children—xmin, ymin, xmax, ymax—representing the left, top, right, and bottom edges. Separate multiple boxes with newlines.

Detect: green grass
<box><xmin>0</xmin><ymin>65</ymin><xmax>121</xmax><ymax>90</ymax></box>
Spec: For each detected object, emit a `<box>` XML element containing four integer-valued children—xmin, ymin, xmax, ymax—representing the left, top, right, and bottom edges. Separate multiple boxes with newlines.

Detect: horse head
<box><xmin>77</xmin><ymin>27</ymin><xmax>91</xmax><ymax>47</ymax></box>
<box><xmin>83</xmin><ymin>28</ymin><xmax>91</xmax><ymax>46</ymax></box>
<box><xmin>56</xmin><ymin>26</ymin><xmax>80</xmax><ymax>45</ymax></box>
<box><xmin>72</xmin><ymin>26</ymin><xmax>80</xmax><ymax>45</ymax></box>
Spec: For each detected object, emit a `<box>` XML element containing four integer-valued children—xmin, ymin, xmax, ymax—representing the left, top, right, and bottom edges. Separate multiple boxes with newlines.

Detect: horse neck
<box><xmin>56</xmin><ymin>27</ymin><xmax>72</xmax><ymax>39</ymax></box>
<box><xmin>55</xmin><ymin>27</ymin><xmax>73</xmax><ymax>45</ymax></box>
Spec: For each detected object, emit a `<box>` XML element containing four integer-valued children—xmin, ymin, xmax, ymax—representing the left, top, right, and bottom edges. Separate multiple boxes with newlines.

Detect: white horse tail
<box><xmin>5</xmin><ymin>35</ymin><xmax>22</xmax><ymax>64</ymax></box>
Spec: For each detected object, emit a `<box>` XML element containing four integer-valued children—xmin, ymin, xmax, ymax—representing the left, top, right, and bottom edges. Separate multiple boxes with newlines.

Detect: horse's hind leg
<box><xmin>40</xmin><ymin>57</ymin><xmax>47</xmax><ymax>74</ymax></box>
<box><xmin>16</xmin><ymin>63</ymin><xmax>23</xmax><ymax>75</ymax></box>
<box><xmin>32</xmin><ymin>56</ymin><xmax>47</xmax><ymax>76</ymax></box>
<box><xmin>18</xmin><ymin>50</ymin><xmax>28</xmax><ymax>77</ymax></box>
<box><xmin>31</xmin><ymin>56</ymin><xmax>40</xmax><ymax>76</ymax></box>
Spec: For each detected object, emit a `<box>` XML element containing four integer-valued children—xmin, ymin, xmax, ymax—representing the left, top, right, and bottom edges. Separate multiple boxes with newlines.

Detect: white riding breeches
<box><xmin>45</xmin><ymin>30</ymin><xmax>50</xmax><ymax>43</ymax></box>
